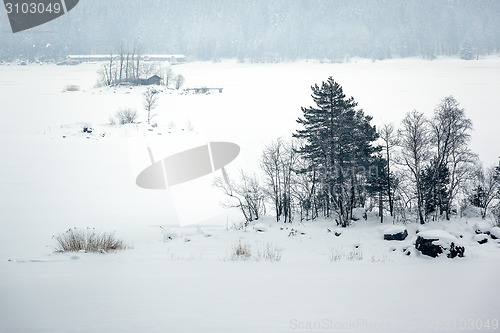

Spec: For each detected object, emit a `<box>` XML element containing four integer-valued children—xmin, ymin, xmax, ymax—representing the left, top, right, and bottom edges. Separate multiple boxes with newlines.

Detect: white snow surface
<box><xmin>1</xmin><ymin>58</ymin><xmax>500</xmax><ymax>332</ymax></box>
<box><xmin>417</xmin><ymin>230</ymin><xmax>460</xmax><ymax>244</ymax></box>
<box><xmin>473</xmin><ymin>221</ymin><xmax>493</xmax><ymax>234</ymax></box>
<box><xmin>383</xmin><ymin>225</ymin><xmax>407</xmax><ymax>235</ymax></box>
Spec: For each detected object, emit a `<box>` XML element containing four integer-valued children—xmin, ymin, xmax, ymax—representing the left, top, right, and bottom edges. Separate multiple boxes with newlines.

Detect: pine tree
<box><xmin>366</xmin><ymin>155</ymin><xmax>397</xmax><ymax>223</ymax></box>
<box><xmin>294</xmin><ymin>77</ymin><xmax>379</xmax><ymax>226</ymax></box>
<box><xmin>469</xmin><ymin>185</ymin><xmax>486</xmax><ymax>208</ymax></box>
<box><xmin>420</xmin><ymin>159</ymin><xmax>450</xmax><ymax>220</ymax></box>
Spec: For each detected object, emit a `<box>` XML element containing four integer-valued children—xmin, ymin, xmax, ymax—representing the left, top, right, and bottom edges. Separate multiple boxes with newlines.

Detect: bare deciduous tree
<box><xmin>115</xmin><ymin>108</ymin><xmax>137</xmax><ymax>124</ymax></box>
<box><xmin>214</xmin><ymin>169</ymin><xmax>266</xmax><ymax>225</ymax></box>
<box><xmin>472</xmin><ymin>164</ymin><xmax>498</xmax><ymax>219</ymax></box>
<box><xmin>261</xmin><ymin>138</ymin><xmax>298</xmax><ymax>223</ymax></box>
<box><xmin>143</xmin><ymin>87</ymin><xmax>158</xmax><ymax>124</ymax></box>
<box><xmin>164</xmin><ymin>66</ymin><xmax>175</xmax><ymax>87</ymax></box>
<box><xmin>398</xmin><ymin>110</ymin><xmax>432</xmax><ymax>224</ymax></box>
<box><xmin>379</xmin><ymin>122</ymin><xmax>398</xmax><ymax>216</ymax></box>
<box><xmin>118</xmin><ymin>42</ymin><xmax>125</xmax><ymax>83</ymax></box>
<box><xmin>291</xmin><ymin>153</ymin><xmax>319</xmax><ymax>222</ymax></box>
<box><xmin>175</xmin><ymin>74</ymin><xmax>185</xmax><ymax>90</ymax></box>
<box><xmin>431</xmin><ymin>96</ymin><xmax>476</xmax><ymax>219</ymax></box>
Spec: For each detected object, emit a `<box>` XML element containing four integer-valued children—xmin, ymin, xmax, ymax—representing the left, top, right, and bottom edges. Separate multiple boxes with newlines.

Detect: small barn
<box><xmin>141</xmin><ymin>75</ymin><xmax>162</xmax><ymax>86</ymax></box>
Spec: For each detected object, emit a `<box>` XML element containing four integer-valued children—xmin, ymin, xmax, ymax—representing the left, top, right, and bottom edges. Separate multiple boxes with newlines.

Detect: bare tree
<box><xmin>214</xmin><ymin>169</ymin><xmax>266</xmax><ymax>224</ymax></box>
<box><xmin>472</xmin><ymin>164</ymin><xmax>498</xmax><ymax>219</ymax></box>
<box><xmin>98</xmin><ymin>53</ymin><xmax>116</xmax><ymax>86</ymax></box>
<box><xmin>261</xmin><ymin>138</ymin><xmax>298</xmax><ymax>223</ymax></box>
<box><xmin>291</xmin><ymin>153</ymin><xmax>319</xmax><ymax>221</ymax></box>
<box><xmin>379</xmin><ymin>122</ymin><xmax>398</xmax><ymax>216</ymax></box>
<box><xmin>118</xmin><ymin>42</ymin><xmax>125</xmax><ymax>83</ymax></box>
<box><xmin>143</xmin><ymin>87</ymin><xmax>158</xmax><ymax>124</ymax></box>
<box><xmin>115</xmin><ymin>108</ymin><xmax>137</xmax><ymax>124</ymax></box>
<box><xmin>135</xmin><ymin>44</ymin><xmax>142</xmax><ymax>82</ymax></box>
<box><xmin>430</xmin><ymin>96</ymin><xmax>476</xmax><ymax>219</ymax></box>
<box><xmin>175</xmin><ymin>74</ymin><xmax>185</xmax><ymax>90</ymax></box>
<box><xmin>164</xmin><ymin>66</ymin><xmax>175</xmax><ymax>87</ymax></box>
<box><xmin>141</xmin><ymin>62</ymin><xmax>161</xmax><ymax>80</ymax></box>
<box><xmin>398</xmin><ymin>110</ymin><xmax>432</xmax><ymax>224</ymax></box>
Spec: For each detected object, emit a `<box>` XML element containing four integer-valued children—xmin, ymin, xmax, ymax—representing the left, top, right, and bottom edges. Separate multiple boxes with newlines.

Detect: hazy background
<box><xmin>1</xmin><ymin>0</ymin><xmax>500</xmax><ymax>62</ymax></box>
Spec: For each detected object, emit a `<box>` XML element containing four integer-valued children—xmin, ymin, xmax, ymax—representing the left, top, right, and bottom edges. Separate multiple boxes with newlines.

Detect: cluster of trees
<box><xmin>97</xmin><ymin>44</ymin><xmax>185</xmax><ymax>89</ymax></box>
<box><xmin>216</xmin><ymin>77</ymin><xmax>500</xmax><ymax>226</ymax></box>
<box><xmin>111</xmin><ymin>87</ymin><xmax>160</xmax><ymax>126</ymax></box>
<box><xmin>1</xmin><ymin>0</ymin><xmax>500</xmax><ymax>62</ymax></box>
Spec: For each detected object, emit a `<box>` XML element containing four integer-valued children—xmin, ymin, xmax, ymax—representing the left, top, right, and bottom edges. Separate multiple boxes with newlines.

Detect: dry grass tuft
<box><xmin>53</xmin><ymin>228</ymin><xmax>126</xmax><ymax>253</ymax></box>
<box><xmin>256</xmin><ymin>242</ymin><xmax>282</xmax><ymax>262</ymax></box>
<box><xmin>231</xmin><ymin>241</ymin><xmax>252</xmax><ymax>260</ymax></box>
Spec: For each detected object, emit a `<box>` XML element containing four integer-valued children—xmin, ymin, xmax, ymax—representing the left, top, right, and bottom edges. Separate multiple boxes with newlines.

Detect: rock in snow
<box><xmin>472</xmin><ymin>234</ymin><xmax>489</xmax><ymax>244</ymax></box>
<box><xmin>415</xmin><ymin>230</ymin><xmax>465</xmax><ymax>258</ymax></box>
<box><xmin>383</xmin><ymin>225</ymin><xmax>408</xmax><ymax>241</ymax></box>
<box><xmin>253</xmin><ymin>223</ymin><xmax>267</xmax><ymax>232</ymax></box>
<box><xmin>490</xmin><ymin>227</ymin><xmax>500</xmax><ymax>240</ymax></box>
<box><xmin>473</xmin><ymin>221</ymin><xmax>492</xmax><ymax>235</ymax></box>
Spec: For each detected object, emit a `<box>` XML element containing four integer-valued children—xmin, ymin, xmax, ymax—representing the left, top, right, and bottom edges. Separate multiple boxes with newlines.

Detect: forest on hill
<box><xmin>1</xmin><ymin>0</ymin><xmax>499</xmax><ymax>62</ymax></box>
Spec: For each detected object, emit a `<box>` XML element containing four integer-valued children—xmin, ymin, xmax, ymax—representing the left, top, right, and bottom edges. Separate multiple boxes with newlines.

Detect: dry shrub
<box><xmin>256</xmin><ymin>242</ymin><xmax>282</xmax><ymax>262</ymax></box>
<box><xmin>53</xmin><ymin>228</ymin><xmax>126</xmax><ymax>253</ymax></box>
<box><xmin>63</xmin><ymin>85</ymin><xmax>80</xmax><ymax>92</ymax></box>
<box><xmin>115</xmin><ymin>108</ymin><xmax>138</xmax><ymax>124</ymax></box>
<box><xmin>232</xmin><ymin>241</ymin><xmax>252</xmax><ymax>260</ymax></box>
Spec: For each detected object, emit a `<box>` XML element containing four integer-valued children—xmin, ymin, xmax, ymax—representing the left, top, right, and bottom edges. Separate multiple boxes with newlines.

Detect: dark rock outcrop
<box><xmin>415</xmin><ymin>230</ymin><xmax>465</xmax><ymax>258</ymax></box>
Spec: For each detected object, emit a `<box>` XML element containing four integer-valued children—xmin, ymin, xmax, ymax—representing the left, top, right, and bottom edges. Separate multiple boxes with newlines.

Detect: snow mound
<box><xmin>416</xmin><ymin>230</ymin><xmax>465</xmax><ymax>258</ymax></box>
<box><xmin>352</xmin><ymin>207</ymin><xmax>367</xmax><ymax>221</ymax></box>
<box><xmin>461</xmin><ymin>206</ymin><xmax>482</xmax><ymax>218</ymax></box>
<box><xmin>472</xmin><ymin>234</ymin><xmax>489</xmax><ymax>244</ymax></box>
<box><xmin>384</xmin><ymin>225</ymin><xmax>407</xmax><ymax>234</ymax></box>
<box><xmin>490</xmin><ymin>227</ymin><xmax>500</xmax><ymax>239</ymax></box>
<box><xmin>473</xmin><ymin>221</ymin><xmax>493</xmax><ymax>235</ymax></box>
<box><xmin>417</xmin><ymin>230</ymin><xmax>458</xmax><ymax>245</ymax></box>
<box><xmin>253</xmin><ymin>223</ymin><xmax>268</xmax><ymax>232</ymax></box>
<box><xmin>383</xmin><ymin>225</ymin><xmax>408</xmax><ymax>241</ymax></box>
<box><xmin>160</xmin><ymin>228</ymin><xmax>179</xmax><ymax>242</ymax></box>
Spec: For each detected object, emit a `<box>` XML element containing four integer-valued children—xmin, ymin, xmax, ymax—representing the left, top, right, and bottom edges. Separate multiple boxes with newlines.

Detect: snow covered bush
<box><xmin>115</xmin><ymin>108</ymin><xmax>138</xmax><ymax>125</ymax></box>
<box><xmin>383</xmin><ymin>225</ymin><xmax>408</xmax><ymax>241</ymax></box>
<box><xmin>490</xmin><ymin>227</ymin><xmax>500</xmax><ymax>239</ymax></box>
<box><xmin>352</xmin><ymin>207</ymin><xmax>367</xmax><ymax>221</ymax></box>
<box><xmin>53</xmin><ymin>228</ymin><xmax>126</xmax><ymax>253</ymax></box>
<box><xmin>63</xmin><ymin>84</ymin><xmax>80</xmax><ymax>92</ymax></box>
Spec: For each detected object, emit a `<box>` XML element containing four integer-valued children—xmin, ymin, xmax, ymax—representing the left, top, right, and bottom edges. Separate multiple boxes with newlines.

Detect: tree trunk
<box><xmin>379</xmin><ymin>191</ymin><xmax>383</xmax><ymax>223</ymax></box>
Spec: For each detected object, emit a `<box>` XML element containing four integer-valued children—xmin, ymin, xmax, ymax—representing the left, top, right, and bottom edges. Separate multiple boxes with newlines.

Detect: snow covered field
<box><xmin>1</xmin><ymin>57</ymin><xmax>500</xmax><ymax>332</ymax></box>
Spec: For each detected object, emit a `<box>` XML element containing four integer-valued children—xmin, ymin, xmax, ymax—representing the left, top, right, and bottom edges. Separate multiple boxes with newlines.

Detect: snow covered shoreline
<box><xmin>1</xmin><ymin>58</ymin><xmax>500</xmax><ymax>332</ymax></box>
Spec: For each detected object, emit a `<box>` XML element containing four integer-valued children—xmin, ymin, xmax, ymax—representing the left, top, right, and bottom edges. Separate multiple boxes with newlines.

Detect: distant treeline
<box><xmin>1</xmin><ymin>0</ymin><xmax>499</xmax><ymax>62</ymax></box>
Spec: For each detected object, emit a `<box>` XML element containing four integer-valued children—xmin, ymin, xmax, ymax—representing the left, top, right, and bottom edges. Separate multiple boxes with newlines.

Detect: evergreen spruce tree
<box><xmin>469</xmin><ymin>185</ymin><xmax>486</xmax><ymax>209</ymax></box>
<box><xmin>420</xmin><ymin>159</ymin><xmax>450</xmax><ymax>220</ymax></box>
<box><xmin>294</xmin><ymin>77</ymin><xmax>379</xmax><ymax>226</ymax></box>
<box><xmin>366</xmin><ymin>155</ymin><xmax>397</xmax><ymax>223</ymax></box>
